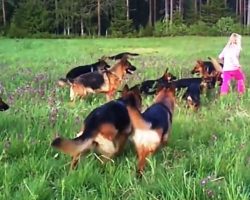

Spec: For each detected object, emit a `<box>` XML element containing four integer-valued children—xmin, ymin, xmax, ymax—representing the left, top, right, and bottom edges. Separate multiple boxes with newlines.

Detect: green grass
<box><xmin>0</xmin><ymin>37</ymin><xmax>250</xmax><ymax>200</ymax></box>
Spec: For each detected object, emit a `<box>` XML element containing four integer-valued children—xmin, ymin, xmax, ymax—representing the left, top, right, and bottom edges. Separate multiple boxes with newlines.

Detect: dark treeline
<box><xmin>1</xmin><ymin>0</ymin><xmax>250</xmax><ymax>38</ymax></box>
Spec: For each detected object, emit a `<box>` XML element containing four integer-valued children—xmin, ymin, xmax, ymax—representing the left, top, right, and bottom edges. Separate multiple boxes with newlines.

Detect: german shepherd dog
<box><xmin>131</xmin><ymin>68</ymin><xmax>177</xmax><ymax>95</ymax></box>
<box><xmin>58</xmin><ymin>58</ymin><xmax>111</xmax><ymax>87</ymax></box>
<box><xmin>124</xmin><ymin>85</ymin><xmax>175</xmax><ymax>176</ymax></box>
<box><xmin>0</xmin><ymin>97</ymin><xmax>9</xmax><ymax>111</ymax></box>
<box><xmin>182</xmin><ymin>83</ymin><xmax>201</xmax><ymax>111</ymax></box>
<box><xmin>51</xmin><ymin>85</ymin><xmax>142</xmax><ymax>170</ymax></box>
<box><xmin>169</xmin><ymin>77</ymin><xmax>213</xmax><ymax>90</ymax></box>
<box><xmin>108</xmin><ymin>52</ymin><xmax>139</xmax><ymax>60</ymax></box>
<box><xmin>191</xmin><ymin>59</ymin><xmax>223</xmax><ymax>86</ymax></box>
<box><xmin>70</xmin><ymin>56</ymin><xmax>136</xmax><ymax>101</ymax></box>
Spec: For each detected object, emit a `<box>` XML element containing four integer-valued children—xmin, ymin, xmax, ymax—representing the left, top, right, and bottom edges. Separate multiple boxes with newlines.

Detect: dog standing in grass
<box><xmin>51</xmin><ymin>85</ymin><xmax>142</xmax><ymax>170</ymax></box>
<box><xmin>58</xmin><ymin>58</ymin><xmax>111</xmax><ymax>87</ymax></box>
<box><xmin>131</xmin><ymin>68</ymin><xmax>177</xmax><ymax>95</ymax></box>
<box><xmin>124</xmin><ymin>85</ymin><xmax>176</xmax><ymax>176</ymax></box>
<box><xmin>69</xmin><ymin>56</ymin><xmax>136</xmax><ymax>102</ymax></box>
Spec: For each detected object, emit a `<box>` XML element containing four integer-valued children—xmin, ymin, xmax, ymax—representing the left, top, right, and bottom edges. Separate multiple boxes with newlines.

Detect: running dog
<box><xmin>131</xmin><ymin>68</ymin><xmax>177</xmax><ymax>95</ymax></box>
<box><xmin>0</xmin><ymin>97</ymin><xmax>9</xmax><ymax>111</ymax></box>
<box><xmin>182</xmin><ymin>83</ymin><xmax>201</xmax><ymax>111</ymax></box>
<box><xmin>58</xmin><ymin>58</ymin><xmax>111</xmax><ymax>87</ymax></box>
<box><xmin>51</xmin><ymin>85</ymin><xmax>142</xmax><ymax>170</ymax></box>
<box><xmin>124</xmin><ymin>84</ymin><xmax>175</xmax><ymax>176</ymax></box>
<box><xmin>169</xmin><ymin>77</ymin><xmax>213</xmax><ymax>90</ymax></box>
<box><xmin>69</xmin><ymin>56</ymin><xmax>136</xmax><ymax>101</ymax></box>
<box><xmin>191</xmin><ymin>59</ymin><xmax>223</xmax><ymax>86</ymax></box>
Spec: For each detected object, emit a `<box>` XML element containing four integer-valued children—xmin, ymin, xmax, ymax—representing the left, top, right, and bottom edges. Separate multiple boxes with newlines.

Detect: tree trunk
<box><xmin>97</xmin><ymin>0</ymin><xmax>101</xmax><ymax>36</ymax></box>
<box><xmin>194</xmin><ymin>0</ymin><xmax>197</xmax><ymax>14</ymax></box>
<box><xmin>239</xmin><ymin>0</ymin><xmax>242</xmax><ymax>24</ymax></box>
<box><xmin>165</xmin><ymin>0</ymin><xmax>169</xmax><ymax>22</ymax></box>
<box><xmin>179</xmin><ymin>0</ymin><xmax>182</xmax><ymax>14</ymax></box>
<box><xmin>148</xmin><ymin>0</ymin><xmax>152</xmax><ymax>26</ymax></box>
<box><xmin>153</xmin><ymin>0</ymin><xmax>156</xmax><ymax>25</ymax></box>
<box><xmin>199</xmin><ymin>0</ymin><xmax>201</xmax><ymax>17</ymax></box>
<box><xmin>63</xmin><ymin>20</ymin><xmax>66</xmax><ymax>35</ymax></box>
<box><xmin>2</xmin><ymin>0</ymin><xmax>6</xmax><ymax>26</ymax></box>
<box><xmin>67</xmin><ymin>23</ymin><xmax>70</xmax><ymax>35</ymax></box>
<box><xmin>207</xmin><ymin>0</ymin><xmax>209</xmax><ymax>5</ymax></box>
<box><xmin>55</xmin><ymin>0</ymin><xmax>58</xmax><ymax>34</ymax></box>
<box><xmin>126</xmin><ymin>0</ymin><xmax>129</xmax><ymax>20</ymax></box>
<box><xmin>224</xmin><ymin>0</ymin><xmax>227</xmax><ymax>8</ymax></box>
<box><xmin>244</xmin><ymin>0</ymin><xmax>246</xmax><ymax>25</ymax></box>
<box><xmin>170</xmin><ymin>0</ymin><xmax>173</xmax><ymax>24</ymax></box>
<box><xmin>236</xmin><ymin>0</ymin><xmax>238</xmax><ymax>15</ymax></box>
<box><xmin>80</xmin><ymin>17</ymin><xmax>84</xmax><ymax>36</ymax></box>
<box><xmin>247</xmin><ymin>0</ymin><xmax>250</xmax><ymax>26</ymax></box>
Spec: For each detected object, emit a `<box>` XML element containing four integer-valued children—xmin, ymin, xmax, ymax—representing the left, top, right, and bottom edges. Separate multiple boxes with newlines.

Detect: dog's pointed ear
<box><xmin>122</xmin><ymin>84</ymin><xmax>129</xmax><ymax>96</ymax></box>
<box><xmin>197</xmin><ymin>60</ymin><xmax>204</xmax><ymax>65</ymax></box>
<box><xmin>165</xmin><ymin>68</ymin><xmax>169</xmax><ymax>73</ymax></box>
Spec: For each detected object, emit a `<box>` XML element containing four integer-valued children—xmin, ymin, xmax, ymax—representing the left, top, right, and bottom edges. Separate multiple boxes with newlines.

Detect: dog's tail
<box><xmin>57</xmin><ymin>78</ymin><xmax>75</xmax><ymax>87</ymax></box>
<box><xmin>126</xmin><ymin>52</ymin><xmax>140</xmax><ymax>57</ymax></box>
<box><xmin>57</xmin><ymin>78</ymin><xmax>70</xmax><ymax>87</ymax></box>
<box><xmin>51</xmin><ymin>135</ymin><xmax>93</xmax><ymax>157</ymax></box>
<box><xmin>208</xmin><ymin>57</ymin><xmax>223</xmax><ymax>72</ymax></box>
<box><xmin>108</xmin><ymin>52</ymin><xmax>139</xmax><ymax>60</ymax></box>
<box><xmin>124</xmin><ymin>94</ymin><xmax>151</xmax><ymax>129</ymax></box>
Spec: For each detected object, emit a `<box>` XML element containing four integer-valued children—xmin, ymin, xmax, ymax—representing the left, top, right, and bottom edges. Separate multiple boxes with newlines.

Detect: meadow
<box><xmin>0</xmin><ymin>37</ymin><xmax>250</xmax><ymax>200</ymax></box>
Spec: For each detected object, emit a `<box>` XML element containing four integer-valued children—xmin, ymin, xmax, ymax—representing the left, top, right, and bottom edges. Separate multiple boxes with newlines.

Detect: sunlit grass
<box><xmin>0</xmin><ymin>37</ymin><xmax>249</xmax><ymax>199</ymax></box>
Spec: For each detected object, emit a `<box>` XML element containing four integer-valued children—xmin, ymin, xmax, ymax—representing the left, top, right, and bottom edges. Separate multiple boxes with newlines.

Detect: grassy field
<box><xmin>0</xmin><ymin>37</ymin><xmax>250</xmax><ymax>200</ymax></box>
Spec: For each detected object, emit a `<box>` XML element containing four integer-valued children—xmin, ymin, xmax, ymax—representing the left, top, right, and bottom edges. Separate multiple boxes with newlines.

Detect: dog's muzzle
<box><xmin>126</xmin><ymin>65</ymin><xmax>137</xmax><ymax>74</ymax></box>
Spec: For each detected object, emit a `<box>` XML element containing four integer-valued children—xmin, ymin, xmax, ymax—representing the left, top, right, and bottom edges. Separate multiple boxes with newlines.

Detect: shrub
<box><xmin>167</xmin><ymin>23</ymin><xmax>188</xmax><ymax>36</ymax></box>
<box><xmin>138</xmin><ymin>24</ymin><xmax>154</xmax><ymax>37</ymax></box>
<box><xmin>216</xmin><ymin>17</ymin><xmax>235</xmax><ymax>36</ymax></box>
<box><xmin>153</xmin><ymin>20</ymin><xmax>167</xmax><ymax>37</ymax></box>
<box><xmin>188</xmin><ymin>21</ymin><xmax>211</xmax><ymax>36</ymax></box>
<box><xmin>109</xmin><ymin>19</ymin><xmax>134</xmax><ymax>37</ymax></box>
<box><xmin>8</xmin><ymin>23</ymin><xmax>29</xmax><ymax>38</ymax></box>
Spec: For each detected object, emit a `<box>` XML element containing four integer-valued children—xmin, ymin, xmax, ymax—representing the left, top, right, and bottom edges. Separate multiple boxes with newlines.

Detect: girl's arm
<box><xmin>218</xmin><ymin>47</ymin><xmax>225</xmax><ymax>60</ymax></box>
<box><xmin>218</xmin><ymin>48</ymin><xmax>225</xmax><ymax>64</ymax></box>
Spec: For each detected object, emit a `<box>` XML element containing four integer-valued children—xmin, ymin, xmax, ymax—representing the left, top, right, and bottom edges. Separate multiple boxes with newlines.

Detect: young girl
<box><xmin>218</xmin><ymin>33</ymin><xmax>246</xmax><ymax>95</ymax></box>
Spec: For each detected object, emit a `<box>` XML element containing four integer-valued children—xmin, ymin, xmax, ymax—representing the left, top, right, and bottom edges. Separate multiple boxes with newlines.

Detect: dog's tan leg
<box><xmin>136</xmin><ymin>147</ymin><xmax>151</xmax><ymax>176</ymax></box>
<box><xmin>70</xmin><ymin>86</ymin><xmax>76</xmax><ymax>102</ymax></box>
<box><xmin>114</xmin><ymin>133</ymin><xmax>129</xmax><ymax>156</ymax></box>
<box><xmin>70</xmin><ymin>153</ymin><xmax>81</xmax><ymax>170</ymax></box>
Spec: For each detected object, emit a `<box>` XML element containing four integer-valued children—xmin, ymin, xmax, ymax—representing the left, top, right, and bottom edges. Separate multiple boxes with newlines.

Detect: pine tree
<box><xmin>109</xmin><ymin>0</ymin><xmax>134</xmax><ymax>36</ymax></box>
<box><xmin>201</xmin><ymin>0</ymin><xmax>231</xmax><ymax>25</ymax></box>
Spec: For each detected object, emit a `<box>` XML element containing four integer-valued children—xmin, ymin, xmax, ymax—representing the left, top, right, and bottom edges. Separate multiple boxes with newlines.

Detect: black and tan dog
<box><xmin>182</xmin><ymin>83</ymin><xmax>201</xmax><ymax>111</ymax></box>
<box><xmin>108</xmin><ymin>52</ymin><xmax>139</xmax><ymax>60</ymax></box>
<box><xmin>51</xmin><ymin>85</ymin><xmax>142</xmax><ymax>170</ymax></box>
<box><xmin>191</xmin><ymin>59</ymin><xmax>223</xmax><ymax>86</ymax></box>
<box><xmin>125</xmin><ymin>84</ymin><xmax>175</xmax><ymax>176</ymax></box>
<box><xmin>69</xmin><ymin>56</ymin><xmax>136</xmax><ymax>101</ymax></box>
<box><xmin>0</xmin><ymin>97</ymin><xmax>9</xmax><ymax>111</ymax></box>
<box><xmin>131</xmin><ymin>68</ymin><xmax>177</xmax><ymax>95</ymax></box>
<box><xmin>58</xmin><ymin>58</ymin><xmax>111</xmax><ymax>87</ymax></box>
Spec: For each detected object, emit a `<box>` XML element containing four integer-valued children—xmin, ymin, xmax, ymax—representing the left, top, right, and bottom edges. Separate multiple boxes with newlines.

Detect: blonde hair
<box><xmin>226</xmin><ymin>33</ymin><xmax>242</xmax><ymax>50</ymax></box>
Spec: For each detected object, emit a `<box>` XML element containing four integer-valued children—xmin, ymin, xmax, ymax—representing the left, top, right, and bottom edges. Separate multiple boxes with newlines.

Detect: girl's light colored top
<box><xmin>219</xmin><ymin>44</ymin><xmax>241</xmax><ymax>71</ymax></box>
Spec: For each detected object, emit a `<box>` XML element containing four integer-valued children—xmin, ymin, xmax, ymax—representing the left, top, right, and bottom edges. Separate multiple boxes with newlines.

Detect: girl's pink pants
<box><xmin>220</xmin><ymin>69</ymin><xmax>245</xmax><ymax>94</ymax></box>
